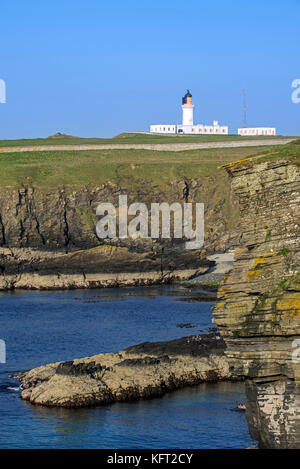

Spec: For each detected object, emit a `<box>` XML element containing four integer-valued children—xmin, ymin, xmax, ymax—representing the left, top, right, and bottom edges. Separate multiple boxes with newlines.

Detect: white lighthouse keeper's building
<box><xmin>150</xmin><ymin>90</ymin><xmax>228</xmax><ymax>135</ymax></box>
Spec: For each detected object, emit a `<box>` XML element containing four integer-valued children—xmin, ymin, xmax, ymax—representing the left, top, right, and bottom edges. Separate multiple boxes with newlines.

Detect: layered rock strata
<box><xmin>0</xmin><ymin>245</ymin><xmax>211</xmax><ymax>290</ymax></box>
<box><xmin>213</xmin><ymin>158</ymin><xmax>300</xmax><ymax>448</ymax></box>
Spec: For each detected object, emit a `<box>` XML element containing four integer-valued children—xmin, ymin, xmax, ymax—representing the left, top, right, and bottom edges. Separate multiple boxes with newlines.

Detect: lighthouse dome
<box><xmin>182</xmin><ymin>89</ymin><xmax>192</xmax><ymax>105</ymax></box>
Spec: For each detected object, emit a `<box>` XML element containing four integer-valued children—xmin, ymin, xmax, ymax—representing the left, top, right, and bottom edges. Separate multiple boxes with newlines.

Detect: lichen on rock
<box><xmin>213</xmin><ymin>156</ymin><xmax>300</xmax><ymax>448</ymax></box>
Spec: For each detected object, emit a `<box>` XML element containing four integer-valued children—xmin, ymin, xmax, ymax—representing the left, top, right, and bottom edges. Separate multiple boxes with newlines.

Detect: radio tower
<box><xmin>242</xmin><ymin>89</ymin><xmax>247</xmax><ymax>128</ymax></box>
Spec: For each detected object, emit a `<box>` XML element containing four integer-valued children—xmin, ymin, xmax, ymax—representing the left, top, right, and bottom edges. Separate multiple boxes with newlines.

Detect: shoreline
<box><xmin>0</xmin><ymin>248</ymin><xmax>234</xmax><ymax>292</ymax></box>
<box><xmin>0</xmin><ymin>268</ymin><xmax>207</xmax><ymax>291</ymax></box>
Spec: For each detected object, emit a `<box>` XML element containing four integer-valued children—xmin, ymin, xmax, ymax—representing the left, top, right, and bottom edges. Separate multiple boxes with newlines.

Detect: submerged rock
<box><xmin>14</xmin><ymin>333</ymin><xmax>233</xmax><ymax>408</ymax></box>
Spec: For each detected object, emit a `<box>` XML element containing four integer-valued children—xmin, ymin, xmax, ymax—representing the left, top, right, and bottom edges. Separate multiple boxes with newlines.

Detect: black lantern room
<box><xmin>182</xmin><ymin>89</ymin><xmax>192</xmax><ymax>105</ymax></box>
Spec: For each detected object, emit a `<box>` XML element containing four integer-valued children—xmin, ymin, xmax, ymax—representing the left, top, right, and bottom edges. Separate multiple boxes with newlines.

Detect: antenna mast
<box><xmin>242</xmin><ymin>89</ymin><xmax>247</xmax><ymax>128</ymax></box>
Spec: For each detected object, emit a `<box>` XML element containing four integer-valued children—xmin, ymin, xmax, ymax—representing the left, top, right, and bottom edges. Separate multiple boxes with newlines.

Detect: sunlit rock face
<box><xmin>14</xmin><ymin>334</ymin><xmax>232</xmax><ymax>408</ymax></box>
<box><xmin>0</xmin><ymin>178</ymin><xmax>239</xmax><ymax>289</ymax></box>
<box><xmin>213</xmin><ymin>158</ymin><xmax>300</xmax><ymax>448</ymax></box>
<box><xmin>246</xmin><ymin>378</ymin><xmax>300</xmax><ymax>449</ymax></box>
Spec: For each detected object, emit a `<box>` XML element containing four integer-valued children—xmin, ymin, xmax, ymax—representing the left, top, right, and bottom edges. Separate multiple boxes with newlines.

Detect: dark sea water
<box><xmin>0</xmin><ymin>286</ymin><xmax>255</xmax><ymax>449</ymax></box>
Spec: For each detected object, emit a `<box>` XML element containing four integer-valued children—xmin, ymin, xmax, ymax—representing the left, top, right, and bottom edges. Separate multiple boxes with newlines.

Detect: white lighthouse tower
<box><xmin>182</xmin><ymin>90</ymin><xmax>194</xmax><ymax>127</ymax></box>
<box><xmin>150</xmin><ymin>89</ymin><xmax>229</xmax><ymax>135</ymax></box>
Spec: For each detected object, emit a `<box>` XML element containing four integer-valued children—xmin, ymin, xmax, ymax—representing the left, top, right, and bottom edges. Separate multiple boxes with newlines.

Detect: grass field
<box><xmin>224</xmin><ymin>139</ymin><xmax>300</xmax><ymax>169</ymax></box>
<box><xmin>1</xmin><ymin>141</ymin><xmax>298</xmax><ymax>237</ymax></box>
<box><xmin>0</xmin><ymin>144</ymin><xmax>288</xmax><ymax>189</ymax></box>
<box><xmin>0</xmin><ymin>132</ymin><xmax>291</xmax><ymax>147</ymax></box>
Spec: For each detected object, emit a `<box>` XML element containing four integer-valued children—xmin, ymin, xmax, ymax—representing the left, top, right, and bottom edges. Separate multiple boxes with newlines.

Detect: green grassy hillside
<box><xmin>223</xmin><ymin>139</ymin><xmax>300</xmax><ymax>169</ymax></box>
<box><xmin>0</xmin><ymin>132</ymin><xmax>290</xmax><ymax>147</ymax></box>
<box><xmin>0</xmin><ymin>145</ymin><xmax>282</xmax><ymax>189</ymax></box>
<box><xmin>1</xmin><ymin>142</ymin><xmax>296</xmax><ymax>240</ymax></box>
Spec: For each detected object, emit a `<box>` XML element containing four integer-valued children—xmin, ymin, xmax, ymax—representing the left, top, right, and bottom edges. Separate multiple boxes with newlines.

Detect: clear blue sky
<box><xmin>0</xmin><ymin>0</ymin><xmax>299</xmax><ymax>138</ymax></box>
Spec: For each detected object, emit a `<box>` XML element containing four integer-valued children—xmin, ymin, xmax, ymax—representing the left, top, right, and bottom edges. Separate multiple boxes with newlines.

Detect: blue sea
<box><xmin>0</xmin><ymin>286</ymin><xmax>255</xmax><ymax>449</ymax></box>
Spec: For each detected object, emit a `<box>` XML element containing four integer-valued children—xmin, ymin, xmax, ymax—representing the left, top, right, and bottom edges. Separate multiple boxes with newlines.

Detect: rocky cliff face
<box><xmin>0</xmin><ymin>177</ymin><xmax>239</xmax><ymax>289</ymax></box>
<box><xmin>213</xmin><ymin>158</ymin><xmax>300</xmax><ymax>448</ymax></box>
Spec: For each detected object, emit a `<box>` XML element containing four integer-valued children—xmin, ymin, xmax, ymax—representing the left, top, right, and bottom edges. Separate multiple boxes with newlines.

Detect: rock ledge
<box><xmin>14</xmin><ymin>333</ymin><xmax>233</xmax><ymax>408</ymax></box>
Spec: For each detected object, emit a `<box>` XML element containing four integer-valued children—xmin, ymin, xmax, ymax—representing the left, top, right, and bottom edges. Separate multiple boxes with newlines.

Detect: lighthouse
<box><xmin>150</xmin><ymin>90</ymin><xmax>228</xmax><ymax>135</ymax></box>
<box><xmin>182</xmin><ymin>89</ymin><xmax>194</xmax><ymax>127</ymax></box>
